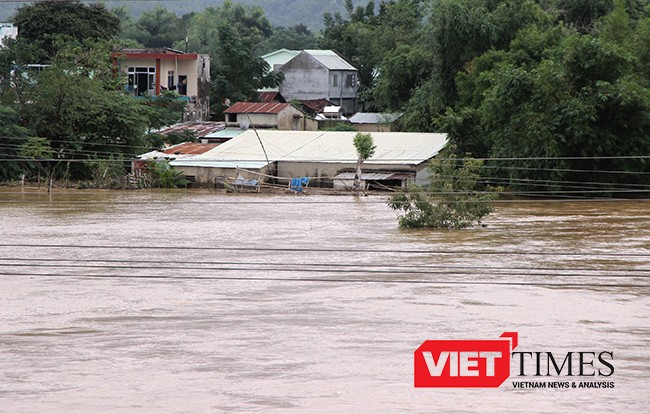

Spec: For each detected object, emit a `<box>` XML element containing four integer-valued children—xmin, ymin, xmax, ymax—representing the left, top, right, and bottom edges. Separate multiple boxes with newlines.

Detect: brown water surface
<box><xmin>0</xmin><ymin>188</ymin><xmax>648</xmax><ymax>413</ymax></box>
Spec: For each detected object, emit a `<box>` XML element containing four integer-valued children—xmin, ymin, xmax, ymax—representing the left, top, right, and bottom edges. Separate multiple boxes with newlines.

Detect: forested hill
<box><xmin>1</xmin><ymin>0</ymin><xmax>367</xmax><ymax>29</ymax></box>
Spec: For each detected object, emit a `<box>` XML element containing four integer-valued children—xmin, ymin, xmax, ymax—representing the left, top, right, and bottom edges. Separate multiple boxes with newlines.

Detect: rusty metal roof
<box><xmin>224</xmin><ymin>102</ymin><xmax>291</xmax><ymax>114</ymax></box>
<box><xmin>257</xmin><ymin>91</ymin><xmax>286</xmax><ymax>103</ymax></box>
<box><xmin>299</xmin><ymin>99</ymin><xmax>335</xmax><ymax>114</ymax></box>
<box><xmin>163</xmin><ymin>142</ymin><xmax>218</xmax><ymax>155</ymax></box>
<box><xmin>157</xmin><ymin>121</ymin><xmax>225</xmax><ymax>138</ymax></box>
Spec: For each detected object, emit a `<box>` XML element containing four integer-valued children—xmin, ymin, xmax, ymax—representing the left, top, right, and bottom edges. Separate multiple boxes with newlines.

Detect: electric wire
<box><xmin>0</xmin><ymin>271</ymin><xmax>646</xmax><ymax>289</ymax></box>
<box><xmin>1</xmin><ymin>261</ymin><xmax>647</xmax><ymax>279</ymax></box>
<box><xmin>0</xmin><ymin>243</ymin><xmax>648</xmax><ymax>257</ymax></box>
<box><xmin>1</xmin><ymin>256</ymin><xmax>647</xmax><ymax>273</ymax></box>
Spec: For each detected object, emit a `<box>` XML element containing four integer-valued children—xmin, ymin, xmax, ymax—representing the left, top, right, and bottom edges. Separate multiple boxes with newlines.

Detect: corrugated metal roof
<box><xmin>204</xmin><ymin>128</ymin><xmax>244</xmax><ymax>139</ymax></box>
<box><xmin>349</xmin><ymin>113</ymin><xmax>402</xmax><ymax>124</ymax></box>
<box><xmin>174</xmin><ymin>130</ymin><xmax>448</xmax><ymax>167</ymax></box>
<box><xmin>157</xmin><ymin>121</ymin><xmax>225</xmax><ymax>138</ymax></box>
<box><xmin>303</xmin><ymin>50</ymin><xmax>357</xmax><ymax>71</ymax></box>
<box><xmin>257</xmin><ymin>91</ymin><xmax>286</xmax><ymax>103</ymax></box>
<box><xmin>224</xmin><ymin>102</ymin><xmax>290</xmax><ymax>114</ymax></box>
<box><xmin>171</xmin><ymin>160</ymin><xmax>270</xmax><ymax>169</ymax></box>
<box><xmin>299</xmin><ymin>99</ymin><xmax>335</xmax><ymax>114</ymax></box>
<box><xmin>163</xmin><ymin>142</ymin><xmax>217</xmax><ymax>155</ymax></box>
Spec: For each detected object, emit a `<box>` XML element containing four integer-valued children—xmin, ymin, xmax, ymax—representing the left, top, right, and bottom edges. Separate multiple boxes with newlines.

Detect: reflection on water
<box><xmin>0</xmin><ymin>188</ymin><xmax>649</xmax><ymax>413</ymax></box>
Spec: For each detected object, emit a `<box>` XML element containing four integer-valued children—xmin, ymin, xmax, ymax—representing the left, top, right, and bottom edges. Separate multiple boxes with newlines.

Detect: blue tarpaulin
<box><xmin>290</xmin><ymin>177</ymin><xmax>310</xmax><ymax>192</ymax></box>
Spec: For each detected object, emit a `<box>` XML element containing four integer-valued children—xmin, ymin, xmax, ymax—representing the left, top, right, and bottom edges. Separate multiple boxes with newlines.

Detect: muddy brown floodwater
<box><xmin>0</xmin><ymin>188</ymin><xmax>648</xmax><ymax>413</ymax></box>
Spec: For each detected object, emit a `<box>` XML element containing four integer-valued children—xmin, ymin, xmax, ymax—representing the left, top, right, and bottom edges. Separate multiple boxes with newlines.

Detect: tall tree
<box><xmin>352</xmin><ymin>132</ymin><xmax>376</xmax><ymax>191</ymax></box>
<box><xmin>12</xmin><ymin>0</ymin><xmax>120</xmax><ymax>61</ymax></box>
<box><xmin>135</xmin><ymin>6</ymin><xmax>185</xmax><ymax>48</ymax></box>
<box><xmin>0</xmin><ymin>105</ymin><xmax>30</xmax><ymax>181</ymax></box>
<box><xmin>182</xmin><ymin>2</ymin><xmax>281</xmax><ymax>117</ymax></box>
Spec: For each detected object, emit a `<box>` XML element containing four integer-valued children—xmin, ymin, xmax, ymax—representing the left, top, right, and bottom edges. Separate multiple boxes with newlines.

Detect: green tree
<box><xmin>352</xmin><ymin>132</ymin><xmax>376</xmax><ymax>191</ymax></box>
<box><xmin>182</xmin><ymin>2</ymin><xmax>281</xmax><ymax>116</ymax></box>
<box><xmin>135</xmin><ymin>6</ymin><xmax>186</xmax><ymax>48</ymax></box>
<box><xmin>12</xmin><ymin>0</ymin><xmax>120</xmax><ymax>61</ymax></box>
<box><xmin>5</xmin><ymin>40</ymin><xmax>151</xmax><ymax>179</ymax></box>
<box><xmin>388</xmin><ymin>149</ymin><xmax>498</xmax><ymax>229</ymax></box>
<box><xmin>0</xmin><ymin>105</ymin><xmax>31</xmax><ymax>181</ymax></box>
<box><xmin>257</xmin><ymin>24</ymin><xmax>319</xmax><ymax>54</ymax></box>
<box><xmin>433</xmin><ymin>2</ymin><xmax>650</xmax><ymax>194</ymax></box>
<box><xmin>19</xmin><ymin>136</ymin><xmax>53</xmax><ymax>186</ymax></box>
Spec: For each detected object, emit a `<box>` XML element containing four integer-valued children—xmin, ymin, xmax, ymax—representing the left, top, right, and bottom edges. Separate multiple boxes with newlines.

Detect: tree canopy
<box><xmin>12</xmin><ymin>0</ymin><xmax>120</xmax><ymax>61</ymax></box>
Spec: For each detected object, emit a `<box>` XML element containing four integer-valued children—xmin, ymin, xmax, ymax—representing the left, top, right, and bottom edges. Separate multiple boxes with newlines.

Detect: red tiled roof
<box><xmin>257</xmin><ymin>91</ymin><xmax>286</xmax><ymax>103</ymax></box>
<box><xmin>224</xmin><ymin>102</ymin><xmax>290</xmax><ymax>114</ymax></box>
<box><xmin>163</xmin><ymin>142</ymin><xmax>217</xmax><ymax>155</ymax></box>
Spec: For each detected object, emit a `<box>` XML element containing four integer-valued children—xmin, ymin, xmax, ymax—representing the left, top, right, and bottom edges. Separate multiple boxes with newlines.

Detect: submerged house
<box><xmin>167</xmin><ymin>130</ymin><xmax>448</xmax><ymax>188</ymax></box>
<box><xmin>223</xmin><ymin>102</ymin><xmax>318</xmax><ymax>131</ymax></box>
<box><xmin>112</xmin><ymin>48</ymin><xmax>210</xmax><ymax>121</ymax></box>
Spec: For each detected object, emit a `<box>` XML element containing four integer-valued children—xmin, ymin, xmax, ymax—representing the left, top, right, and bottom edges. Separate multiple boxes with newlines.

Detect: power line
<box><xmin>1</xmin><ymin>243</ymin><xmax>648</xmax><ymax>257</ymax></box>
<box><xmin>1</xmin><ymin>271</ymin><xmax>647</xmax><ymax>289</ymax></box>
<box><xmin>2</xmin><ymin>256</ymin><xmax>648</xmax><ymax>273</ymax></box>
<box><xmin>1</xmin><ymin>262</ymin><xmax>647</xmax><ymax>278</ymax></box>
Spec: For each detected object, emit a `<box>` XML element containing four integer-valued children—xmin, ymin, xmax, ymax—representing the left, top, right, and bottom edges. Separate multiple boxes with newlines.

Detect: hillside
<box><xmin>0</xmin><ymin>0</ymin><xmax>369</xmax><ymax>29</ymax></box>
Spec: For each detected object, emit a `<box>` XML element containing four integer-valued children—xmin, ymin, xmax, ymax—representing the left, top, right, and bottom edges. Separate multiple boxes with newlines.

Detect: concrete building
<box><xmin>278</xmin><ymin>50</ymin><xmax>359</xmax><ymax>115</ymax></box>
<box><xmin>168</xmin><ymin>130</ymin><xmax>448</xmax><ymax>187</ymax></box>
<box><xmin>224</xmin><ymin>102</ymin><xmax>318</xmax><ymax>131</ymax></box>
<box><xmin>112</xmin><ymin>48</ymin><xmax>210</xmax><ymax>121</ymax></box>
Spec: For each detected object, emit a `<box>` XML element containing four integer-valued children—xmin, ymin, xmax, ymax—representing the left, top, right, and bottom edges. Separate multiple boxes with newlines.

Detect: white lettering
<box><xmin>480</xmin><ymin>352</ymin><xmax>503</xmax><ymax>377</ymax></box>
<box><xmin>460</xmin><ymin>352</ymin><xmax>479</xmax><ymax>376</ymax></box>
<box><xmin>422</xmin><ymin>351</ymin><xmax>449</xmax><ymax>376</ymax></box>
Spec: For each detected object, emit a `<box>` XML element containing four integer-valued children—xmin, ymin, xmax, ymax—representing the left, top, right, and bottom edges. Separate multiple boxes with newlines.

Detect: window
<box><xmin>127</xmin><ymin>66</ymin><xmax>155</xmax><ymax>96</ymax></box>
<box><xmin>332</xmin><ymin>74</ymin><xmax>338</xmax><ymax>88</ymax></box>
<box><xmin>167</xmin><ymin>71</ymin><xmax>174</xmax><ymax>90</ymax></box>
<box><xmin>346</xmin><ymin>74</ymin><xmax>356</xmax><ymax>88</ymax></box>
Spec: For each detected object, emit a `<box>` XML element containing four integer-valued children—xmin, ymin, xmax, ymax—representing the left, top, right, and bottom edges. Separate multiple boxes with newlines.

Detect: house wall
<box><xmin>328</xmin><ymin>70</ymin><xmax>358</xmax><ymax>100</ymax></box>
<box><xmin>279</xmin><ymin>53</ymin><xmax>330</xmax><ymax>100</ymax></box>
<box><xmin>226</xmin><ymin>106</ymin><xmax>318</xmax><ymax>131</ymax></box>
<box><xmin>175</xmin><ymin>159</ymin><xmax>432</xmax><ymax>188</ymax></box>
<box><xmin>173</xmin><ymin>165</ymin><xmax>272</xmax><ymax>186</ymax></box>
<box><xmin>352</xmin><ymin>123</ymin><xmax>393</xmax><ymax>133</ymax></box>
<box><xmin>116</xmin><ymin>54</ymin><xmax>210</xmax><ymax>121</ymax></box>
<box><xmin>231</xmin><ymin>113</ymin><xmax>279</xmax><ymax>129</ymax></box>
<box><xmin>277</xmin><ymin>162</ymin><xmax>418</xmax><ymax>187</ymax></box>
<box><xmin>415</xmin><ymin>162</ymin><xmax>432</xmax><ymax>186</ymax></box>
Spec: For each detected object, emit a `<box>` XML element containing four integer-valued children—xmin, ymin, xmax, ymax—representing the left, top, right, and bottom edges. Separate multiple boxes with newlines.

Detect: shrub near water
<box><xmin>388</xmin><ymin>149</ymin><xmax>500</xmax><ymax>229</ymax></box>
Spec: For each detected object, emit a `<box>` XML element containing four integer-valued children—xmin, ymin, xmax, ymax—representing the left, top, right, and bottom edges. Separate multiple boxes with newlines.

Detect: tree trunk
<box><xmin>353</xmin><ymin>157</ymin><xmax>363</xmax><ymax>191</ymax></box>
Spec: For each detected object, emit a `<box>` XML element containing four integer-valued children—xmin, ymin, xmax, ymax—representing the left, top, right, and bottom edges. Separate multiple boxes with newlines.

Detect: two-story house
<box><xmin>111</xmin><ymin>48</ymin><xmax>210</xmax><ymax>121</ymax></box>
<box><xmin>278</xmin><ymin>50</ymin><xmax>359</xmax><ymax>115</ymax></box>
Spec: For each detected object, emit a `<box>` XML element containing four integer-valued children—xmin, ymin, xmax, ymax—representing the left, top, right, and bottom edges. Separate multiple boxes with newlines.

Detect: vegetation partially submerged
<box><xmin>388</xmin><ymin>147</ymin><xmax>501</xmax><ymax>229</ymax></box>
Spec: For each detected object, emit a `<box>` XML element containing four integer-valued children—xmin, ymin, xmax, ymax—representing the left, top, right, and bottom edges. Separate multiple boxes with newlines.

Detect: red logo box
<box><xmin>415</xmin><ymin>332</ymin><xmax>518</xmax><ymax>388</ymax></box>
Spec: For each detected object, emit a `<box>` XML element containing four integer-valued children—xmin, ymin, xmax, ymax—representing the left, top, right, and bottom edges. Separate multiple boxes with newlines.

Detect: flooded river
<box><xmin>0</xmin><ymin>188</ymin><xmax>648</xmax><ymax>413</ymax></box>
